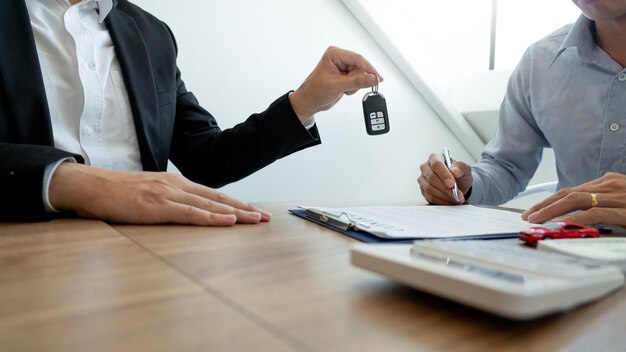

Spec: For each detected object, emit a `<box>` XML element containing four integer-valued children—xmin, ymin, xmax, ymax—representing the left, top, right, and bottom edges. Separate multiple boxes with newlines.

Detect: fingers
<box><xmin>209</xmin><ymin>191</ymin><xmax>272</xmax><ymax>222</ymax></box>
<box><xmin>168</xmin><ymin>191</ymin><xmax>263</xmax><ymax>224</ymax></box>
<box><xmin>561</xmin><ymin>208</ymin><xmax>626</xmax><ymax>227</ymax></box>
<box><xmin>290</xmin><ymin>46</ymin><xmax>382</xmax><ymax>119</ymax></box>
<box><xmin>327</xmin><ymin>46</ymin><xmax>381</xmax><ymax>94</ymax></box>
<box><xmin>524</xmin><ymin>172</ymin><xmax>626</xmax><ymax>219</ymax></box>
<box><xmin>340</xmin><ymin>72</ymin><xmax>378</xmax><ymax>94</ymax></box>
<box><xmin>118</xmin><ymin>173</ymin><xmax>271</xmax><ymax>226</ymax></box>
<box><xmin>164</xmin><ymin>203</ymin><xmax>239</xmax><ymax>226</ymax></box>
<box><xmin>521</xmin><ymin>186</ymin><xmax>586</xmax><ymax>220</ymax></box>
<box><xmin>56</xmin><ymin>168</ymin><xmax>253</xmax><ymax>226</ymax></box>
<box><xmin>524</xmin><ymin>190</ymin><xmax>626</xmax><ymax>224</ymax></box>
<box><xmin>157</xmin><ymin>193</ymin><xmax>269</xmax><ymax>226</ymax></box>
<box><xmin>521</xmin><ymin>173</ymin><xmax>626</xmax><ymax>228</ymax></box>
<box><xmin>449</xmin><ymin>162</ymin><xmax>472</xmax><ymax>193</ymax></box>
<box><xmin>418</xmin><ymin>175</ymin><xmax>463</xmax><ymax>205</ymax></box>
<box><xmin>522</xmin><ymin>185</ymin><xmax>594</xmax><ymax>221</ymax></box>
<box><xmin>589</xmin><ymin>192</ymin><xmax>626</xmax><ymax>208</ymax></box>
<box><xmin>181</xmin><ymin>181</ymin><xmax>272</xmax><ymax>223</ymax></box>
<box><xmin>572</xmin><ymin>172</ymin><xmax>626</xmax><ymax>192</ymax></box>
<box><xmin>327</xmin><ymin>46</ymin><xmax>383</xmax><ymax>81</ymax></box>
<box><xmin>524</xmin><ymin>191</ymin><xmax>592</xmax><ymax>223</ymax></box>
<box><xmin>428</xmin><ymin>154</ymin><xmax>461</xmax><ymax>190</ymax></box>
<box><xmin>418</xmin><ymin>154</ymin><xmax>465</xmax><ymax>205</ymax></box>
<box><xmin>522</xmin><ymin>190</ymin><xmax>568</xmax><ymax>220</ymax></box>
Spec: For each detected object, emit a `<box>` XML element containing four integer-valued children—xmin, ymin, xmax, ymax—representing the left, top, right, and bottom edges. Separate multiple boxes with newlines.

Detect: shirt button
<box><xmin>610</xmin><ymin>123</ymin><xmax>620</xmax><ymax>132</ymax></box>
<box><xmin>85</xmin><ymin>127</ymin><xmax>94</xmax><ymax>135</ymax></box>
<box><xmin>82</xmin><ymin>62</ymin><xmax>90</xmax><ymax>70</ymax></box>
<box><xmin>619</xmin><ymin>73</ymin><xmax>626</xmax><ymax>81</ymax></box>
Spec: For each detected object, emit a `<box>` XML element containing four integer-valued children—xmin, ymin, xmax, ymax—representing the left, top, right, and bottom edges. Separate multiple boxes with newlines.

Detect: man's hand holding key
<box><xmin>289</xmin><ymin>46</ymin><xmax>383</xmax><ymax>124</ymax></box>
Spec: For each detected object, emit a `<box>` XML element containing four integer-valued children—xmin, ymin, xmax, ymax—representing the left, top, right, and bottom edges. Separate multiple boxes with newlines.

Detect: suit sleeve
<box><xmin>162</xmin><ymin>22</ymin><xmax>321</xmax><ymax>188</ymax></box>
<box><xmin>0</xmin><ymin>144</ymin><xmax>83</xmax><ymax>221</ymax></box>
<box><xmin>169</xmin><ymin>86</ymin><xmax>321</xmax><ymax>188</ymax></box>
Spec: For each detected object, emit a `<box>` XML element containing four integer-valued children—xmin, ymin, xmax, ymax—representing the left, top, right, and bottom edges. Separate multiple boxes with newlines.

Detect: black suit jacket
<box><xmin>0</xmin><ymin>0</ymin><xmax>320</xmax><ymax>221</ymax></box>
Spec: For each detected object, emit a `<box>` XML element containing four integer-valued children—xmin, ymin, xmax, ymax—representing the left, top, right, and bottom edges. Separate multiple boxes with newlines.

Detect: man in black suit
<box><xmin>0</xmin><ymin>0</ymin><xmax>382</xmax><ymax>225</ymax></box>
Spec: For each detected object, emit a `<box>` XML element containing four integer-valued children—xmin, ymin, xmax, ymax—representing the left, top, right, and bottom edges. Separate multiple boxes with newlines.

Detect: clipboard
<box><xmin>288</xmin><ymin>208</ymin><xmax>519</xmax><ymax>243</ymax></box>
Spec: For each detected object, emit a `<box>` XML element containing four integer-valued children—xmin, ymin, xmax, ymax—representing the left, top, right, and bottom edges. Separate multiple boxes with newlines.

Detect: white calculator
<box><xmin>351</xmin><ymin>240</ymin><xmax>624</xmax><ymax>320</ymax></box>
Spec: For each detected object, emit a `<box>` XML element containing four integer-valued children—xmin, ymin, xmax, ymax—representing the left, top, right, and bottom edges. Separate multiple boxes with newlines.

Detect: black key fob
<box><xmin>362</xmin><ymin>90</ymin><xmax>389</xmax><ymax>135</ymax></box>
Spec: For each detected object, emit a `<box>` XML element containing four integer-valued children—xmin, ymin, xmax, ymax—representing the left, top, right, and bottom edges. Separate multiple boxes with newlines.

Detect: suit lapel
<box><xmin>0</xmin><ymin>0</ymin><xmax>53</xmax><ymax>144</ymax></box>
<box><xmin>106</xmin><ymin>5</ymin><xmax>160</xmax><ymax>171</ymax></box>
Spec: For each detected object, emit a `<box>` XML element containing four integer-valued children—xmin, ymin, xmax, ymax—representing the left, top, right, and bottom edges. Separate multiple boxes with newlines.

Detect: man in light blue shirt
<box><xmin>419</xmin><ymin>0</ymin><xmax>626</xmax><ymax>228</ymax></box>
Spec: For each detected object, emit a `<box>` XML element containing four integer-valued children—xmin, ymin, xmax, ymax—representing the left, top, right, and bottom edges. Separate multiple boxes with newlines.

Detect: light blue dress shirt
<box><xmin>468</xmin><ymin>15</ymin><xmax>626</xmax><ymax>206</ymax></box>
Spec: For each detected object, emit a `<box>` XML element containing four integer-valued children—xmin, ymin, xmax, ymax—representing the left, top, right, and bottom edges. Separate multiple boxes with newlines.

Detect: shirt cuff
<box><xmin>43</xmin><ymin>157</ymin><xmax>76</xmax><ymax>213</ymax></box>
<box><xmin>302</xmin><ymin>117</ymin><xmax>316</xmax><ymax>130</ymax></box>
<box><xmin>288</xmin><ymin>91</ymin><xmax>316</xmax><ymax>130</ymax></box>
<box><xmin>466</xmin><ymin>168</ymin><xmax>484</xmax><ymax>204</ymax></box>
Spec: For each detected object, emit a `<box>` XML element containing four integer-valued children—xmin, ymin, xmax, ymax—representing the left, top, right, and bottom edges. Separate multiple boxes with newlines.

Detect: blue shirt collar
<box><xmin>550</xmin><ymin>14</ymin><xmax>622</xmax><ymax>72</ymax></box>
<box><xmin>550</xmin><ymin>15</ymin><xmax>596</xmax><ymax>66</ymax></box>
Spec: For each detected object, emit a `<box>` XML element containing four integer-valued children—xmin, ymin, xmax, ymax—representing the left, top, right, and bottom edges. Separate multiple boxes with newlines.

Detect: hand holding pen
<box><xmin>417</xmin><ymin>148</ymin><xmax>473</xmax><ymax>205</ymax></box>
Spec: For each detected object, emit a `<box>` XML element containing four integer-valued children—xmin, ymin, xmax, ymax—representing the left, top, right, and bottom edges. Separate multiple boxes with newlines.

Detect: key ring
<box><xmin>371</xmin><ymin>75</ymin><xmax>379</xmax><ymax>94</ymax></box>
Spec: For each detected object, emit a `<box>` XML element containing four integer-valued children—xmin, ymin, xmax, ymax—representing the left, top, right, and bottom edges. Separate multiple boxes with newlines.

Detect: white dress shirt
<box><xmin>26</xmin><ymin>0</ymin><xmax>142</xmax><ymax>211</ymax></box>
<box><xmin>26</xmin><ymin>0</ymin><xmax>142</xmax><ymax>172</ymax></box>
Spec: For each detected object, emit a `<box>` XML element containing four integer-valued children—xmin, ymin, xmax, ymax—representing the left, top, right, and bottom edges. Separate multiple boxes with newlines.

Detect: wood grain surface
<box><xmin>0</xmin><ymin>219</ymin><xmax>292</xmax><ymax>352</ymax></box>
<box><xmin>2</xmin><ymin>202</ymin><xmax>625</xmax><ymax>351</ymax></box>
<box><xmin>113</xmin><ymin>202</ymin><xmax>626</xmax><ymax>352</ymax></box>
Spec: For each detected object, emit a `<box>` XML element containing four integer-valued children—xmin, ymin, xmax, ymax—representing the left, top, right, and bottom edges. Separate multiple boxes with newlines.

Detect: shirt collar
<box><xmin>96</xmin><ymin>0</ymin><xmax>114</xmax><ymax>23</ymax></box>
<box><xmin>550</xmin><ymin>15</ymin><xmax>596</xmax><ymax>67</ymax></box>
<box><xmin>67</xmin><ymin>0</ymin><xmax>113</xmax><ymax>23</ymax></box>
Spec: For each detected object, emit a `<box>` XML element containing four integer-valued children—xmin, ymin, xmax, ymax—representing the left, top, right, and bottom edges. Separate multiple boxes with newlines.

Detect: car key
<box><xmin>362</xmin><ymin>78</ymin><xmax>389</xmax><ymax>135</ymax></box>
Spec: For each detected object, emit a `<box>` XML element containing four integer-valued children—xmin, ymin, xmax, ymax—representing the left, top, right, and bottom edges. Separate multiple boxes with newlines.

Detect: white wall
<box><xmin>130</xmin><ymin>0</ymin><xmax>471</xmax><ymax>203</ymax></box>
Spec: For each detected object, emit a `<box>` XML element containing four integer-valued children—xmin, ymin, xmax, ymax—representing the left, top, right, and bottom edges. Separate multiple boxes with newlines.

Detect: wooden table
<box><xmin>1</xmin><ymin>202</ymin><xmax>625</xmax><ymax>351</ymax></box>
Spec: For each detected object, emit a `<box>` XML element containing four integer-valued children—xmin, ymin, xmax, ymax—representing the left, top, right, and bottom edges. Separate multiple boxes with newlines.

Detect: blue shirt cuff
<box><xmin>467</xmin><ymin>169</ymin><xmax>484</xmax><ymax>204</ymax></box>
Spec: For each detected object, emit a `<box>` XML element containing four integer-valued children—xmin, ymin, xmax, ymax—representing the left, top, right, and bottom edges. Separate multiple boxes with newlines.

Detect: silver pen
<box><xmin>442</xmin><ymin>147</ymin><xmax>460</xmax><ymax>202</ymax></box>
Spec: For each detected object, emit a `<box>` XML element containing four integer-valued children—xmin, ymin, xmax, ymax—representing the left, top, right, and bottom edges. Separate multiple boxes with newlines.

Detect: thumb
<box><xmin>450</xmin><ymin>166</ymin><xmax>466</xmax><ymax>179</ymax></box>
<box><xmin>450</xmin><ymin>163</ymin><xmax>472</xmax><ymax>182</ymax></box>
<box><xmin>341</xmin><ymin>73</ymin><xmax>377</xmax><ymax>93</ymax></box>
<box><xmin>450</xmin><ymin>163</ymin><xmax>473</xmax><ymax>193</ymax></box>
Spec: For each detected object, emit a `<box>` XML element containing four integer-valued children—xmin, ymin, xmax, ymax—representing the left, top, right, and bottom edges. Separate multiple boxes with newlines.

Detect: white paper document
<box><xmin>300</xmin><ymin>205</ymin><xmax>530</xmax><ymax>239</ymax></box>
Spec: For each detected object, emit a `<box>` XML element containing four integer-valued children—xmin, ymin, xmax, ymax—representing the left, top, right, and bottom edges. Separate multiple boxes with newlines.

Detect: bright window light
<box><xmin>495</xmin><ymin>1</ymin><xmax>581</xmax><ymax>70</ymax></box>
<box><xmin>355</xmin><ymin>0</ymin><xmax>580</xmax><ymax>79</ymax></box>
